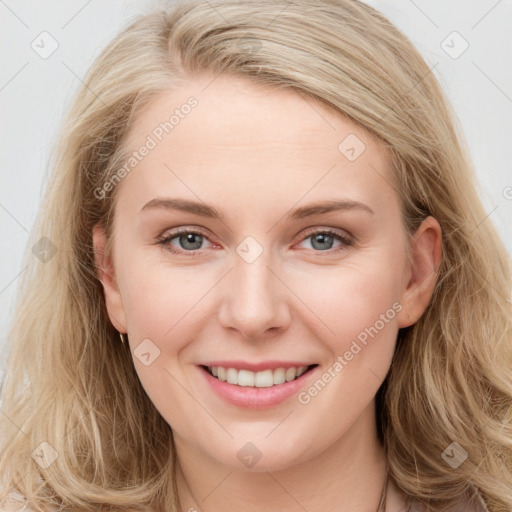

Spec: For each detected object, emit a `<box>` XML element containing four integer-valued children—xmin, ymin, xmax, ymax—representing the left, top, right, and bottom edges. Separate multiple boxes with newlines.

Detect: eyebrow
<box><xmin>140</xmin><ymin>197</ymin><xmax>375</xmax><ymax>219</ymax></box>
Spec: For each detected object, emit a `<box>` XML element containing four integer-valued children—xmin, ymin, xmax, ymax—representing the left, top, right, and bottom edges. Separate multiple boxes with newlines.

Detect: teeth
<box><xmin>285</xmin><ymin>367</ymin><xmax>297</xmax><ymax>381</ymax></box>
<box><xmin>273</xmin><ymin>368</ymin><xmax>286</xmax><ymax>385</ymax></box>
<box><xmin>208</xmin><ymin>365</ymin><xmax>310</xmax><ymax>387</ymax></box>
<box><xmin>255</xmin><ymin>369</ymin><xmax>274</xmax><ymax>387</ymax></box>
<box><xmin>238</xmin><ymin>369</ymin><xmax>255</xmax><ymax>386</ymax></box>
<box><xmin>226</xmin><ymin>367</ymin><xmax>238</xmax><ymax>385</ymax></box>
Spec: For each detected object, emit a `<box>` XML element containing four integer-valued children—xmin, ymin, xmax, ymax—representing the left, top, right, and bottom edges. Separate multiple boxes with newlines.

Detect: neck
<box><xmin>174</xmin><ymin>401</ymin><xmax>395</xmax><ymax>512</ymax></box>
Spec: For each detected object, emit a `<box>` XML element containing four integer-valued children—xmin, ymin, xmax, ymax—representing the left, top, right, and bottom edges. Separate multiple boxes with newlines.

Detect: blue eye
<box><xmin>157</xmin><ymin>229</ymin><xmax>211</xmax><ymax>255</ymax></box>
<box><xmin>298</xmin><ymin>229</ymin><xmax>353</xmax><ymax>252</ymax></box>
<box><xmin>156</xmin><ymin>228</ymin><xmax>353</xmax><ymax>256</ymax></box>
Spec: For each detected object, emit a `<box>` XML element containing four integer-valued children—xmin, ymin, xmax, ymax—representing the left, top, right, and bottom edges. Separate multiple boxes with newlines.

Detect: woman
<box><xmin>1</xmin><ymin>0</ymin><xmax>510</xmax><ymax>511</ymax></box>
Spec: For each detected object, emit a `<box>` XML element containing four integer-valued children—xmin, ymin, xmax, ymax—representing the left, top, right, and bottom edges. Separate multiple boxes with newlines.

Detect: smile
<box><xmin>197</xmin><ymin>360</ymin><xmax>320</xmax><ymax>409</ymax></box>
<box><xmin>203</xmin><ymin>364</ymin><xmax>317</xmax><ymax>387</ymax></box>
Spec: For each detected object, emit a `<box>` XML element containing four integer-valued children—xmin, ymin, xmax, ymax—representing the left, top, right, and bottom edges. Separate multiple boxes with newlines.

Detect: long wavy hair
<box><xmin>1</xmin><ymin>0</ymin><xmax>511</xmax><ymax>511</ymax></box>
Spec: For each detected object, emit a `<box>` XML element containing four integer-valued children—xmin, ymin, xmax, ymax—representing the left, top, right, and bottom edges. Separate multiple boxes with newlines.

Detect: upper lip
<box><xmin>198</xmin><ymin>360</ymin><xmax>317</xmax><ymax>372</ymax></box>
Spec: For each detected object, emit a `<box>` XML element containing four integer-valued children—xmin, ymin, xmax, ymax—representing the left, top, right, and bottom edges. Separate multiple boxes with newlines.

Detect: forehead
<box><xmin>118</xmin><ymin>74</ymin><xmax>398</xmax><ymax>218</ymax></box>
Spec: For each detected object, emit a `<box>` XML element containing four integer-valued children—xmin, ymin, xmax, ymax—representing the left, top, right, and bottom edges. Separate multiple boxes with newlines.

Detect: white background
<box><xmin>1</xmin><ymin>0</ymin><xmax>511</xmax><ymax>383</ymax></box>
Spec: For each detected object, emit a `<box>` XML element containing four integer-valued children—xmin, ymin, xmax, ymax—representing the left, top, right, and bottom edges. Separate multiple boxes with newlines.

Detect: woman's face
<box><xmin>94</xmin><ymin>73</ymin><xmax>440</xmax><ymax>472</ymax></box>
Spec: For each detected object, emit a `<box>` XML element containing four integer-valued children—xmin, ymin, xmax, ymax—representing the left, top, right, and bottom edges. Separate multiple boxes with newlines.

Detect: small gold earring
<box><xmin>119</xmin><ymin>332</ymin><xmax>126</xmax><ymax>345</ymax></box>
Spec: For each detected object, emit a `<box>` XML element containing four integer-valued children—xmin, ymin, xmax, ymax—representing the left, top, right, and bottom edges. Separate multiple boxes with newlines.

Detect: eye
<box><xmin>297</xmin><ymin>228</ymin><xmax>354</xmax><ymax>253</ymax></box>
<box><xmin>156</xmin><ymin>228</ymin><xmax>214</xmax><ymax>256</ymax></box>
<box><xmin>156</xmin><ymin>227</ymin><xmax>354</xmax><ymax>256</ymax></box>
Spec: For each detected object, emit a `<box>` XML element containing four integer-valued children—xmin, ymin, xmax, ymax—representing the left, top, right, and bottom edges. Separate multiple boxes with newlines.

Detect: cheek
<box><xmin>119</xmin><ymin>252</ymin><xmax>209</xmax><ymax>342</ymax></box>
<box><xmin>116</xmin><ymin>258</ymin><xmax>206</xmax><ymax>422</ymax></box>
<box><xmin>296</xmin><ymin>252</ymin><xmax>404</xmax><ymax>344</ymax></box>
<box><xmin>293</xmin><ymin>263</ymin><xmax>402</xmax><ymax>428</ymax></box>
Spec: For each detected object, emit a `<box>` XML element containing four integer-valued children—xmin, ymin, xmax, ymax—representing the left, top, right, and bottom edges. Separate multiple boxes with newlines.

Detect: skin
<box><xmin>93</xmin><ymin>73</ymin><xmax>442</xmax><ymax>512</ymax></box>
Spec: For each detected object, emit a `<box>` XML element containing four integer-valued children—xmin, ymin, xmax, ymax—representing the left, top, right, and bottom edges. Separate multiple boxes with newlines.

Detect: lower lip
<box><xmin>198</xmin><ymin>365</ymin><xmax>317</xmax><ymax>409</ymax></box>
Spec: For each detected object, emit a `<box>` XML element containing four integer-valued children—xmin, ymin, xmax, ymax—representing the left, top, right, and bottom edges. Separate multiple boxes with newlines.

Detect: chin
<box><xmin>219</xmin><ymin>438</ymin><xmax>312</xmax><ymax>473</ymax></box>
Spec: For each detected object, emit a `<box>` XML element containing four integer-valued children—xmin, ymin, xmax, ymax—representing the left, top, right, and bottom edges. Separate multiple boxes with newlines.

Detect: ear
<box><xmin>92</xmin><ymin>223</ymin><xmax>127</xmax><ymax>333</ymax></box>
<box><xmin>396</xmin><ymin>216</ymin><xmax>442</xmax><ymax>328</ymax></box>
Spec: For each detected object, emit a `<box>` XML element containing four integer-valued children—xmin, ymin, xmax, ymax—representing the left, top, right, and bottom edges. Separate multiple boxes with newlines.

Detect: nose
<box><xmin>217</xmin><ymin>249</ymin><xmax>291</xmax><ymax>341</ymax></box>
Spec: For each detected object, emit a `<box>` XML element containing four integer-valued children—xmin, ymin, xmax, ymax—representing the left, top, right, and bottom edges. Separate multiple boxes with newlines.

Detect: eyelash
<box><xmin>156</xmin><ymin>227</ymin><xmax>354</xmax><ymax>257</ymax></box>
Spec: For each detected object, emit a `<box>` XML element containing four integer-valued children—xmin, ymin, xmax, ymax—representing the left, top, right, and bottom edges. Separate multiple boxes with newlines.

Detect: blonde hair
<box><xmin>1</xmin><ymin>0</ymin><xmax>511</xmax><ymax>511</ymax></box>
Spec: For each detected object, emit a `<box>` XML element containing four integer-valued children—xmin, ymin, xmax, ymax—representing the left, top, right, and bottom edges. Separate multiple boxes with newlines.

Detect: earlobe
<box><xmin>396</xmin><ymin>216</ymin><xmax>442</xmax><ymax>329</ymax></box>
<box><xmin>92</xmin><ymin>223</ymin><xmax>127</xmax><ymax>333</ymax></box>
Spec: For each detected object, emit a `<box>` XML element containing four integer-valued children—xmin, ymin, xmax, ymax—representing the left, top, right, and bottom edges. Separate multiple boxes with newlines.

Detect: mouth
<box><xmin>199</xmin><ymin>364</ymin><xmax>319</xmax><ymax>388</ymax></box>
<box><xmin>197</xmin><ymin>361</ymin><xmax>321</xmax><ymax>409</ymax></box>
